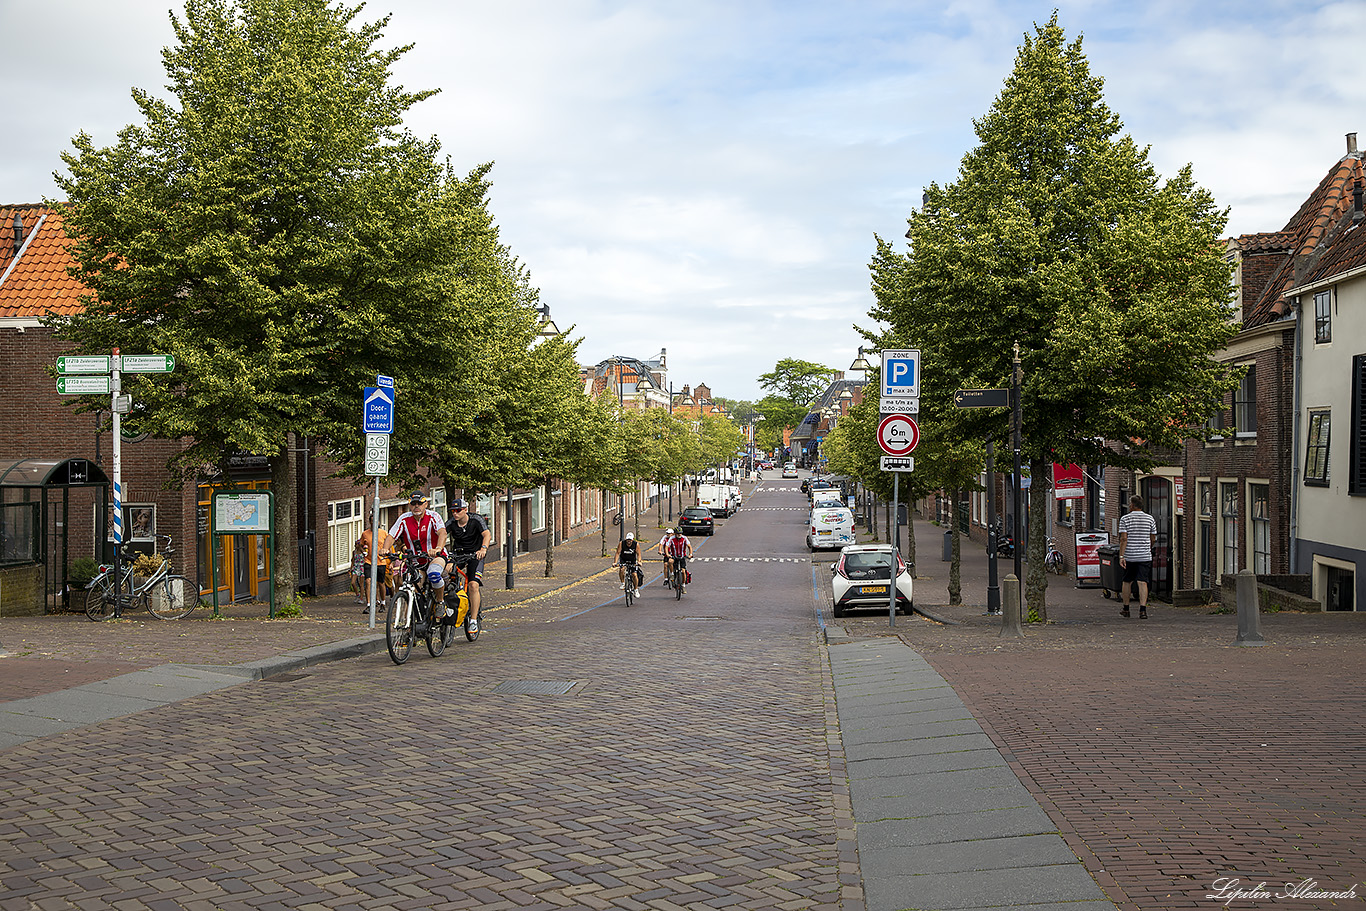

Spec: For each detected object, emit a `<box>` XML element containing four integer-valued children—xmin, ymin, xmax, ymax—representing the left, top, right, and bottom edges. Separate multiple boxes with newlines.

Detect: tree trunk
<box><xmin>884</xmin><ymin>499</ymin><xmax>891</xmax><ymax>547</ymax></box>
<box><xmin>1026</xmin><ymin>456</ymin><xmax>1049</xmax><ymax>622</ymax></box>
<box><xmin>544</xmin><ymin>476</ymin><xmax>555</xmax><ymax>578</ymax></box>
<box><xmin>948</xmin><ymin>487</ymin><xmax>961</xmax><ymax>604</ymax></box>
<box><xmin>633</xmin><ymin>484</ymin><xmax>641</xmax><ymax>540</ymax></box>
<box><xmin>270</xmin><ymin>435</ymin><xmax>298</xmax><ymax>615</ymax></box>
<box><xmin>600</xmin><ymin>489</ymin><xmax>608</xmax><ymax>557</ymax></box>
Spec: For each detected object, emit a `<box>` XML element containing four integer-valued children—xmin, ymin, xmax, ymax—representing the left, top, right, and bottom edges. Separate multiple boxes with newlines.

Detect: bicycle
<box><xmin>614</xmin><ymin>560</ymin><xmax>643</xmax><ymax>605</ymax></box>
<box><xmin>385</xmin><ymin>552</ymin><xmax>478</xmax><ymax>665</ymax></box>
<box><xmin>671</xmin><ymin>554</ymin><xmax>688</xmax><ymax>600</ymax></box>
<box><xmin>86</xmin><ymin>534</ymin><xmax>195</xmax><ymax>621</ymax></box>
<box><xmin>1044</xmin><ymin>537</ymin><xmax>1066</xmax><ymax>575</ymax></box>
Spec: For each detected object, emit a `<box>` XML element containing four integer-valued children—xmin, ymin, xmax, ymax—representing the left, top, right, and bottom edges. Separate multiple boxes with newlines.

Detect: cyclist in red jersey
<box><xmin>388</xmin><ymin>492</ymin><xmax>449</xmax><ymax>612</ymax></box>
<box><xmin>655</xmin><ymin>528</ymin><xmax>693</xmax><ymax>590</ymax></box>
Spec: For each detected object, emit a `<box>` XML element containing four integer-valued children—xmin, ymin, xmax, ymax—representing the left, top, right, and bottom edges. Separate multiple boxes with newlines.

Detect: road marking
<box><xmin>692</xmin><ymin>556</ymin><xmax>805</xmax><ymax>562</ymax></box>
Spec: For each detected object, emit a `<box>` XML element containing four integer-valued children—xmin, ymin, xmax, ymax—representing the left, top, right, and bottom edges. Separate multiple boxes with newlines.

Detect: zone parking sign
<box><xmin>881</xmin><ymin>349</ymin><xmax>920</xmax><ymax>399</ymax></box>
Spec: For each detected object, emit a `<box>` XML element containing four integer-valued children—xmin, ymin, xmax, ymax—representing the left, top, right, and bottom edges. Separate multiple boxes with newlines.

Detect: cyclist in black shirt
<box><xmin>614</xmin><ymin>532</ymin><xmax>643</xmax><ymax>593</ymax></box>
<box><xmin>443</xmin><ymin>498</ymin><xmax>491</xmax><ymax>633</ymax></box>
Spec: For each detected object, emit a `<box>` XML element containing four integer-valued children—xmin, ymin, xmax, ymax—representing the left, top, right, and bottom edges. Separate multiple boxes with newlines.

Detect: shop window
<box><xmin>327</xmin><ymin>497</ymin><xmax>363</xmax><ymax>575</ymax></box>
<box><xmin>1249</xmin><ymin>483</ymin><xmax>1270</xmax><ymax>574</ymax></box>
<box><xmin>1305</xmin><ymin>411</ymin><xmax>1331</xmax><ymax>486</ymax></box>
<box><xmin>1220</xmin><ymin>482</ymin><xmax>1238</xmax><ymax>577</ymax></box>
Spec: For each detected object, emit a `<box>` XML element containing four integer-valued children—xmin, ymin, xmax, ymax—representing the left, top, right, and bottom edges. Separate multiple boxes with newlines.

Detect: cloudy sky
<box><xmin>4</xmin><ymin>0</ymin><xmax>1363</xmax><ymax>402</ymax></box>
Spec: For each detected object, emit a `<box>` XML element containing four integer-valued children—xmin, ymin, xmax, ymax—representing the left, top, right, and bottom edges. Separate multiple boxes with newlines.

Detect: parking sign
<box><xmin>881</xmin><ymin>349</ymin><xmax>920</xmax><ymax>399</ymax></box>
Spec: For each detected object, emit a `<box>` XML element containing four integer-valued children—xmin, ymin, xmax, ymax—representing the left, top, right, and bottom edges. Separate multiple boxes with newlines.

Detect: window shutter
<box><xmin>1352</xmin><ymin>355</ymin><xmax>1366</xmax><ymax>495</ymax></box>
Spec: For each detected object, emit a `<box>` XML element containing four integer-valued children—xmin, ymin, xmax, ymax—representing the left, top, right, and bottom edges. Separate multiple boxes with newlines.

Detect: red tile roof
<box><xmin>0</xmin><ymin>204</ymin><xmax>87</xmax><ymax>319</ymax></box>
<box><xmin>1235</xmin><ymin>155</ymin><xmax>1365</xmax><ymax>325</ymax></box>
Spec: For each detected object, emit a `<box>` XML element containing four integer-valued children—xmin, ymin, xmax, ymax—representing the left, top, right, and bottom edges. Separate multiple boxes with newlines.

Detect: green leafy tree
<box><xmin>753</xmin><ymin>395</ymin><xmax>806</xmax><ymax>453</ymax></box>
<box><xmin>52</xmin><ymin>0</ymin><xmax>463</xmax><ymax>611</ymax></box>
<box><xmin>758</xmin><ymin>359</ymin><xmax>838</xmax><ymax>407</ymax></box>
<box><xmin>878</xmin><ymin>15</ymin><xmax>1238</xmax><ymax>619</ymax></box>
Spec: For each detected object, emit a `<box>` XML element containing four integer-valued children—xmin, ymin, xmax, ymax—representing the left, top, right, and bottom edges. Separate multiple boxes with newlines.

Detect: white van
<box><xmin>698</xmin><ymin>483</ymin><xmax>736</xmax><ymax>517</ymax></box>
<box><xmin>807</xmin><ymin>505</ymin><xmax>855</xmax><ymax>551</ymax></box>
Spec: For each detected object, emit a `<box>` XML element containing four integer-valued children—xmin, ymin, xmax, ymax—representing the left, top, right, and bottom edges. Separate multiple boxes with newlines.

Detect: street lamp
<box><xmin>848</xmin><ymin>346</ymin><xmax>873</xmax><ymax>376</ymax></box>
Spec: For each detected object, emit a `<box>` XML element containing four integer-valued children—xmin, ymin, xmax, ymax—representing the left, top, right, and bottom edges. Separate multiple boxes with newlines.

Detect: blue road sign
<box><xmin>363</xmin><ymin>386</ymin><xmax>394</xmax><ymax>433</ymax></box>
<box><xmin>376</xmin><ymin>374</ymin><xmax>394</xmax><ymax>388</ymax></box>
<box><xmin>881</xmin><ymin>349</ymin><xmax>921</xmax><ymax>399</ymax></box>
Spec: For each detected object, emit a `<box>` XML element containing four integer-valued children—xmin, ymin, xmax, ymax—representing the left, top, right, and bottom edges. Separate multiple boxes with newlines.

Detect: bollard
<box><xmin>1000</xmin><ymin>574</ymin><xmax>1023</xmax><ymax>638</ymax></box>
<box><xmin>1235</xmin><ymin>569</ymin><xmax>1266</xmax><ymax>646</ymax></box>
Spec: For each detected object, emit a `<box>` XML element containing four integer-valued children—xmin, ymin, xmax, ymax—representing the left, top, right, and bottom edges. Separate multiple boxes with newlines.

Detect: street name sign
<box><xmin>880</xmin><ymin>456</ymin><xmax>915</xmax><ymax>472</ymax></box>
<box><xmin>877</xmin><ymin>413</ymin><xmax>920</xmax><ymax>456</ymax></box>
<box><xmin>119</xmin><ymin>354</ymin><xmax>175</xmax><ymax>373</ymax></box>
<box><xmin>364</xmin><ymin>432</ymin><xmax>390</xmax><ymax>477</ymax></box>
<box><xmin>56</xmin><ymin>355</ymin><xmax>111</xmax><ymax>374</ymax></box>
<box><xmin>56</xmin><ymin>375</ymin><xmax>112</xmax><ymax>395</ymax></box>
<box><xmin>954</xmin><ymin>388</ymin><xmax>1009</xmax><ymax>409</ymax></box>
<box><xmin>879</xmin><ymin>395</ymin><xmax>920</xmax><ymax>415</ymax></box>
<box><xmin>881</xmin><ymin>349</ymin><xmax>921</xmax><ymax>399</ymax></box>
<box><xmin>363</xmin><ymin>386</ymin><xmax>394</xmax><ymax>434</ymax></box>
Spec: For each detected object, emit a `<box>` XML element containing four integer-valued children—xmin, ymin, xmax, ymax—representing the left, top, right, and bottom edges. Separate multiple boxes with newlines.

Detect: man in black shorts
<box><xmin>443</xmin><ymin>498</ymin><xmax>491</xmax><ymax>632</ymax></box>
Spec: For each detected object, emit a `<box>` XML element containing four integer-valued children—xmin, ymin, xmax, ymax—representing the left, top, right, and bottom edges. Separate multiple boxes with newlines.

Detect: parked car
<box><xmin>782</xmin><ymin>463</ymin><xmax>798</xmax><ymax>479</ymax></box>
<box><xmin>829</xmin><ymin>544</ymin><xmax>913</xmax><ymax>615</ymax></box>
<box><xmin>808</xmin><ymin>504</ymin><xmax>856</xmax><ymax>551</ymax></box>
<box><xmin>678</xmin><ymin>507</ymin><xmax>715</xmax><ymax>536</ymax></box>
<box><xmin>806</xmin><ymin>478</ymin><xmax>836</xmax><ymax>502</ymax></box>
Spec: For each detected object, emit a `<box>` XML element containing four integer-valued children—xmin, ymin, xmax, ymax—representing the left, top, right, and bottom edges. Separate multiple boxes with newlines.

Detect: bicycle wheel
<box><xmin>148</xmin><ymin>575</ymin><xmax>194</xmax><ymax>620</ymax></box>
<box><xmin>624</xmin><ymin>571</ymin><xmax>634</xmax><ymax>606</ymax></box>
<box><xmin>674</xmin><ymin>565</ymin><xmax>683</xmax><ymax>600</ymax></box>
<box><xmin>85</xmin><ymin>586</ymin><xmax>117</xmax><ymax>621</ymax></box>
<box><xmin>425</xmin><ymin>598</ymin><xmax>446</xmax><ymax>658</ymax></box>
<box><xmin>386</xmin><ymin>590</ymin><xmax>415</xmax><ymax>665</ymax></box>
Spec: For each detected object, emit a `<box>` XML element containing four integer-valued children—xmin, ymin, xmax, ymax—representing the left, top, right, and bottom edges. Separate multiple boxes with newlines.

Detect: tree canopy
<box><xmin>870</xmin><ymin>15</ymin><xmax>1239</xmax><ymax>618</ymax></box>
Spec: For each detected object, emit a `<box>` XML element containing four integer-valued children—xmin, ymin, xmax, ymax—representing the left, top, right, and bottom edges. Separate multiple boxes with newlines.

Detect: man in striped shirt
<box><xmin>1117</xmin><ymin>495</ymin><xmax>1158</xmax><ymax>619</ymax></box>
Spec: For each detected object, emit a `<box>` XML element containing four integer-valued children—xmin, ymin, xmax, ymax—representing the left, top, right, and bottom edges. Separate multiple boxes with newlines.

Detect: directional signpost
<box><xmin>954</xmin><ymin>388</ymin><xmax>1009</xmax><ymax>409</ymax></box>
<box><xmin>364</xmin><ymin>432</ymin><xmax>390</xmax><ymax>477</ymax></box>
<box><xmin>56</xmin><ymin>375</ymin><xmax>112</xmax><ymax>395</ymax></box>
<box><xmin>54</xmin><ymin>349</ymin><xmax>176</xmax><ymax>618</ymax></box>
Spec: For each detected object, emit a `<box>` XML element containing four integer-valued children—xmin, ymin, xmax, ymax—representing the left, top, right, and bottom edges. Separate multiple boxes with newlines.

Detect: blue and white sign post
<box><xmin>363</xmin><ymin>377</ymin><xmax>395</xmax><ymax>627</ymax></box>
<box><xmin>881</xmin><ymin>349</ymin><xmax>920</xmax><ymax>399</ymax></box>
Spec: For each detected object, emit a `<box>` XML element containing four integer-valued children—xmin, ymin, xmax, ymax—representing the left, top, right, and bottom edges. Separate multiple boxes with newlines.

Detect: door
<box><xmin>1141</xmin><ymin>477</ymin><xmax>1172</xmax><ymax>600</ymax></box>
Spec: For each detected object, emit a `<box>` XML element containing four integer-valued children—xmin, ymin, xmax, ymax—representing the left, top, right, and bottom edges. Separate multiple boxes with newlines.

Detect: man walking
<box><xmin>1117</xmin><ymin>494</ymin><xmax>1158</xmax><ymax>619</ymax></box>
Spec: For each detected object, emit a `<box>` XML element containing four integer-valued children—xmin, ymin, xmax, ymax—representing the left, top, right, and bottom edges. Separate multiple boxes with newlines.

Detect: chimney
<box><xmin>1349</xmin><ymin>132</ymin><xmax>1359</xmax><ymax>156</ymax></box>
<box><xmin>11</xmin><ymin>210</ymin><xmax>22</xmax><ymax>259</ymax></box>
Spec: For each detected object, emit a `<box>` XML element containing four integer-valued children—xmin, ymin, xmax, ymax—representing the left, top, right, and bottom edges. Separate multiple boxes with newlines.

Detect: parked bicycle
<box><xmin>1044</xmin><ymin>536</ymin><xmax>1066</xmax><ymax>575</ymax></box>
<box><xmin>384</xmin><ymin>551</ymin><xmax>478</xmax><ymax>665</ymax></box>
<box><xmin>86</xmin><ymin>534</ymin><xmax>195</xmax><ymax>621</ymax></box>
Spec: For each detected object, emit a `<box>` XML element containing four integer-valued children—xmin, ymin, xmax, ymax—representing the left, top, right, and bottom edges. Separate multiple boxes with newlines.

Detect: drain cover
<box><xmin>491</xmin><ymin>680</ymin><xmax>580</xmax><ymax>695</ymax></box>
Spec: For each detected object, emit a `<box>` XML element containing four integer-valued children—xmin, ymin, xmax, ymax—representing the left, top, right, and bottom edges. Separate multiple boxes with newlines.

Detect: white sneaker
<box><xmin>621</xmin><ymin>582</ymin><xmax>626</xmax><ymax>590</ymax></box>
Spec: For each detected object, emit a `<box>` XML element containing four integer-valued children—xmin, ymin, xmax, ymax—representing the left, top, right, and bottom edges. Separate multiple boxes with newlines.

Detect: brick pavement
<box><xmin>0</xmin><ymin>543</ymin><xmax>854</xmax><ymax>911</ymax></box>
<box><xmin>834</xmin><ymin>517</ymin><xmax>1366</xmax><ymax>910</ymax></box>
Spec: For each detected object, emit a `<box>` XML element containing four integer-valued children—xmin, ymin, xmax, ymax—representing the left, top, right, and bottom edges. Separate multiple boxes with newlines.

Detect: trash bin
<box><xmin>1096</xmin><ymin>545</ymin><xmax>1121</xmax><ymax>598</ymax></box>
<box><xmin>942</xmin><ymin>530</ymin><xmax>953</xmax><ymax>562</ymax></box>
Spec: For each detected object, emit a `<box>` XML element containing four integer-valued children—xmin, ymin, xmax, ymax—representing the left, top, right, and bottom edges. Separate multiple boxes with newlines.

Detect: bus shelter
<box><xmin>0</xmin><ymin>458</ymin><xmax>110</xmax><ymax>613</ymax></box>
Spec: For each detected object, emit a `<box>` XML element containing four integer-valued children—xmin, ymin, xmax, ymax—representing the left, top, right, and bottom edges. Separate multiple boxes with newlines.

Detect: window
<box><xmin>1220</xmin><ymin>482</ymin><xmax>1238</xmax><ymax>577</ymax></box>
<box><xmin>1233</xmin><ymin>365</ymin><xmax>1257</xmax><ymax>437</ymax></box>
<box><xmin>327</xmin><ymin>497</ymin><xmax>364</xmax><ymax>574</ymax></box>
<box><xmin>1056</xmin><ymin>496</ymin><xmax>1074</xmax><ymax>525</ymax></box>
<box><xmin>1352</xmin><ymin>355</ymin><xmax>1366</xmax><ymax>496</ymax></box>
<box><xmin>1197</xmin><ymin>481</ymin><xmax>1213</xmax><ymax>589</ymax></box>
<box><xmin>1305</xmin><ymin>411</ymin><xmax>1331</xmax><ymax>486</ymax></box>
<box><xmin>1314</xmin><ymin>289</ymin><xmax>1332</xmax><ymax>344</ymax></box>
<box><xmin>532</xmin><ymin>486</ymin><xmax>545</xmax><ymax>532</ymax></box>
<box><xmin>430</xmin><ymin>487</ymin><xmax>446</xmax><ymax>519</ymax></box>
<box><xmin>1249</xmin><ymin>483</ymin><xmax>1270</xmax><ymax>574</ymax></box>
<box><xmin>1205</xmin><ymin>399</ymin><xmax>1226</xmax><ymax>441</ymax></box>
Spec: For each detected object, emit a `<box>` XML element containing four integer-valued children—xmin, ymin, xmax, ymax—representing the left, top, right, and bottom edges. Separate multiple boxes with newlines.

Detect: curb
<box><xmin>181</xmin><ymin>633</ymin><xmax>388</xmax><ymax>680</ymax></box>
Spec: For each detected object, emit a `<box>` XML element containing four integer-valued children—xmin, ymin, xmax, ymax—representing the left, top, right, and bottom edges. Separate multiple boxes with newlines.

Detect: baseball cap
<box><xmin>451</xmin><ymin>497</ymin><xmax>469</xmax><ymax>510</ymax></box>
<box><xmin>666</xmin><ymin>528</ymin><xmax>675</xmax><ymax>534</ymax></box>
<box><xmin>408</xmin><ymin>491</ymin><xmax>429</xmax><ymax>504</ymax></box>
<box><xmin>625</xmin><ymin>532</ymin><xmax>634</xmax><ymax>540</ymax></box>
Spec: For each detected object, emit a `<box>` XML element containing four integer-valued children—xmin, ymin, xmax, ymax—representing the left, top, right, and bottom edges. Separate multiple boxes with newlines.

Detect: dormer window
<box><xmin>1314</xmin><ymin>289</ymin><xmax>1332</xmax><ymax>344</ymax></box>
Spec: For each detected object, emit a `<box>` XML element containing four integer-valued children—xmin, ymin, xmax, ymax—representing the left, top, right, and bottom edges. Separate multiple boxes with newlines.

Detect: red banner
<box><xmin>1053</xmin><ymin>463</ymin><xmax>1084</xmax><ymax>500</ymax></box>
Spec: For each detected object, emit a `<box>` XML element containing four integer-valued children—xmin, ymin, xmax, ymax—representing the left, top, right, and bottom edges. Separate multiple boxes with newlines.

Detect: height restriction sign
<box><xmin>877</xmin><ymin>414</ymin><xmax>920</xmax><ymax>456</ymax></box>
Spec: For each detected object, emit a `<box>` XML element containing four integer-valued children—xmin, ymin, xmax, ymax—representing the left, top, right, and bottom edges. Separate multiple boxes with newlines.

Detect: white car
<box><xmin>782</xmin><ymin>463</ymin><xmax>798</xmax><ymax>479</ymax></box>
<box><xmin>829</xmin><ymin>544</ymin><xmax>913</xmax><ymax>615</ymax></box>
